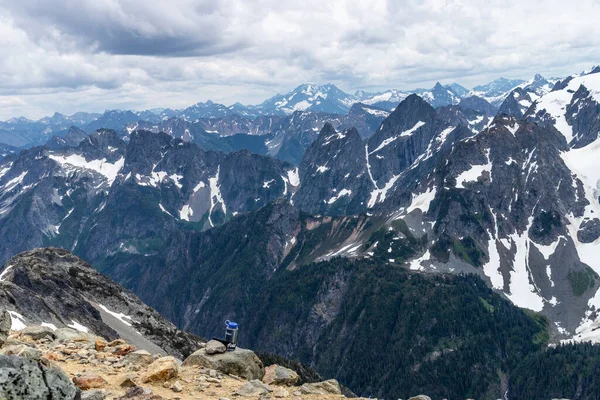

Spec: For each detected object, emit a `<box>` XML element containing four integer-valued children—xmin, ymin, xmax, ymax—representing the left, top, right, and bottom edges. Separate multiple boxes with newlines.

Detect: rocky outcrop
<box><xmin>294</xmin><ymin>124</ymin><xmax>372</xmax><ymax>215</ymax></box>
<box><xmin>0</xmin><ymin>248</ymin><xmax>201</xmax><ymax>359</ymax></box>
<box><xmin>458</xmin><ymin>95</ymin><xmax>498</xmax><ymax>116</ymax></box>
<box><xmin>0</xmin><ymin>354</ymin><xmax>79</xmax><ymax>399</ymax></box>
<box><xmin>0</xmin><ymin>324</ymin><xmax>352</xmax><ymax>400</ymax></box>
<box><xmin>183</xmin><ymin>347</ymin><xmax>265</xmax><ymax>380</ymax></box>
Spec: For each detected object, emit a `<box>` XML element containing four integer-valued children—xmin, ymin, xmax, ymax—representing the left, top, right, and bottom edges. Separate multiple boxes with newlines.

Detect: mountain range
<box><xmin>0</xmin><ymin>73</ymin><xmax>557</xmax><ymax>151</ymax></box>
<box><xmin>2</xmin><ymin>65</ymin><xmax>600</xmax><ymax>399</ymax></box>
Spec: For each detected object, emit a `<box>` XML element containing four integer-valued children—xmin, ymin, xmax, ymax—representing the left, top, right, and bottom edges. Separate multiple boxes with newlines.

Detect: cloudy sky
<box><xmin>1</xmin><ymin>0</ymin><xmax>599</xmax><ymax>119</ymax></box>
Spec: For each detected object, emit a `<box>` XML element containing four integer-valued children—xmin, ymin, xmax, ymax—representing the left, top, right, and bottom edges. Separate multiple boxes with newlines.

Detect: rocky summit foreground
<box><xmin>0</xmin><ymin>323</ymin><xmax>363</xmax><ymax>400</ymax></box>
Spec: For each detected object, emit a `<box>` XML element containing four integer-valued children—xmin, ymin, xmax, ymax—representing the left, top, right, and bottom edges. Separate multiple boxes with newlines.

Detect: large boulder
<box><xmin>263</xmin><ymin>364</ymin><xmax>299</xmax><ymax>386</ymax></box>
<box><xmin>408</xmin><ymin>396</ymin><xmax>432</xmax><ymax>400</ymax></box>
<box><xmin>54</xmin><ymin>328</ymin><xmax>99</xmax><ymax>343</ymax></box>
<box><xmin>19</xmin><ymin>326</ymin><xmax>57</xmax><ymax>341</ymax></box>
<box><xmin>0</xmin><ymin>354</ymin><xmax>80</xmax><ymax>399</ymax></box>
<box><xmin>124</xmin><ymin>350</ymin><xmax>154</xmax><ymax>367</ymax></box>
<box><xmin>140</xmin><ymin>356</ymin><xmax>179</xmax><ymax>383</ymax></box>
<box><xmin>299</xmin><ymin>379</ymin><xmax>342</xmax><ymax>395</ymax></box>
<box><xmin>0</xmin><ymin>310</ymin><xmax>10</xmax><ymax>346</ymax></box>
<box><xmin>183</xmin><ymin>347</ymin><xmax>264</xmax><ymax>380</ymax></box>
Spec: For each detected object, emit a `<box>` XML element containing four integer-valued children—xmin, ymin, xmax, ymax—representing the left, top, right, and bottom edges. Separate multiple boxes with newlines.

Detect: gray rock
<box><xmin>19</xmin><ymin>325</ymin><xmax>57</xmax><ymax>341</ymax></box>
<box><xmin>235</xmin><ymin>379</ymin><xmax>272</xmax><ymax>397</ymax></box>
<box><xmin>82</xmin><ymin>389</ymin><xmax>107</xmax><ymax>400</ymax></box>
<box><xmin>119</xmin><ymin>373</ymin><xmax>138</xmax><ymax>388</ymax></box>
<box><xmin>273</xmin><ymin>387</ymin><xmax>290</xmax><ymax>398</ymax></box>
<box><xmin>299</xmin><ymin>379</ymin><xmax>342</xmax><ymax>395</ymax></box>
<box><xmin>183</xmin><ymin>347</ymin><xmax>265</xmax><ymax>380</ymax></box>
<box><xmin>578</xmin><ymin>218</ymin><xmax>600</xmax><ymax>243</ymax></box>
<box><xmin>54</xmin><ymin>327</ymin><xmax>98</xmax><ymax>343</ymax></box>
<box><xmin>0</xmin><ymin>354</ymin><xmax>79</xmax><ymax>399</ymax></box>
<box><xmin>117</xmin><ymin>386</ymin><xmax>157</xmax><ymax>399</ymax></box>
<box><xmin>171</xmin><ymin>380</ymin><xmax>183</xmax><ymax>392</ymax></box>
<box><xmin>263</xmin><ymin>364</ymin><xmax>299</xmax><ymax>386</ymax></box>
<box><xmin>205</xmin><ymin>339</ymin><xmax>226</xmax><ymax>355</ymax></box>
<box><xmin>0</xmin><ymin>310</ymin><xmax>10</xmax><ymax>347</ymax></box>
<box><xmin>408</xmin><ymin>396</ymin><xmax>432</xmax><ymax>400</ymax></box>
<box><xmin>124</xmin><ymin>350</ymin><xmax>154</xmax><ymax>366</ymax></box>
<box><xmin>0</xmin><ymin>344</ymin><xmax>43</xmax><ymax>360</ymax></box>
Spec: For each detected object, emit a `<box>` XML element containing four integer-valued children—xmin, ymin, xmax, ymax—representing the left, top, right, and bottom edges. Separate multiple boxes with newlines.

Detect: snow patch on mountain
<box><xmin>456</xmin><ymin>157</ymin><xmax>493</xmax><ymax>188</ymax></box>
<box><xmin>9</xmin><ymin>311</ymin><xmax>26</xmax><ymax>330</ymax></box>
<box><xmin>367</xmin><ymin>174</ymin><xmax>400</xmax><ymax>209</ymax></box>
<box><xmin>505</xmin><ymin>220</ymin><xmax>546</xmax><ymax>312</ymax></box>
<box><xmin>287</xmin><ymin>168</ymin><xmax>300</xmax><ymax>187</ymax></box>
<box><xmin>0</xmin><ymin>163</ymin><xmax>12</xmax><ymax>180</ymax></box>
<box><xmin>67</xmin><ymin>320</ymin><xmax>89</xmax><ymax>333</ymax></box>
<box><xmin>532</xmin><ymin>72</ymin><xmax>600</xmax><ymax>144</ymax></box>
<box><xmin>409</xmin><ymin>250</ymin><xmax>431</xmax><ymax>271</ymax></box>
<box><xmin>326</xmin><ymin>189</ymin><xmax>352</xmax><ymax>204</ymax></box>
<box><xmin>1</xmin><ymin>171</ymin><xmax>28</xmax><ymax>193</ymax></box>
<box><xmin>49</xmin><ymin>154</ymin><xmax>124</xmax><ymax>185</ymax></box>
<box><xmin>369</xmin><ymin>121</ymin><xmax>426</xmax><ymax>154</ymax></box>
<box><xmin>208</xmin><ymin>166</ymin><xmax>226</xmax><ymax>227</ymax></box>
<box><xmin>406</xmin><ymin>187</ymin><xmax>437</xmax><ymax>214</ymax></box>
<box><xmin>0</xmin><ymin>264</ymin><xmax>13</xmax><ymax>281</ymax></box>
<box><xmin>97</xmin><ymin>303</ymin><xmax>134</xmax><ymax>328</ymax></box>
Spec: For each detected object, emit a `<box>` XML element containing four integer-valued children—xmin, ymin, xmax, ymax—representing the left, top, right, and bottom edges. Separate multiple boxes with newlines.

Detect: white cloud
<box><xmin>0</xmin><ymin>0</ymin><xmax>599</xmax><ymax>119</ymax></box>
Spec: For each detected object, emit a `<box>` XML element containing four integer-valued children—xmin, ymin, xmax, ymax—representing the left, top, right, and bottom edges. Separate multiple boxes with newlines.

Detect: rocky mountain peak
<box><xmin>380</xmin><ymin>94</ymin><xmax>436</xmax><ymax>133</ymax></box>
<box><xmin>0</xmin><ymin>248</ymin><xmax>201</xmax><ymax>359</ymax></box>
<box><xmin>589</xmin><ymin>65</ymin><xmax>600</xmax><ymax>75</ymax></box>
<box><xmin>458</xmin><ymin>95</ymin><xmax>497</xmax><ymax>116</ymax></box>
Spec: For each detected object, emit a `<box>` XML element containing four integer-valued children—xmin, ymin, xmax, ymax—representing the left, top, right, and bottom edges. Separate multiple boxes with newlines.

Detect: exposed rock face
<box><xmin>183</xmin><ymin>348</ymin><xmax>265</xmax><ymax>380</ymax></box>
<box><xmin>367</xmin><ymin>94</ymin><xmax>438</xmax><ymax>185</ymax></box>
<box><xmin>0</xmin><ymin>128</ymin><xmax>299</xmax><ymax>266</ymax></box>
<box><xmin>294</xmin><ymin>124</ymin><xmax>372</xmax><ymax>215</ymax></box>
<box><xmin>0</xmin><ymin>354</ymin><xmax>80</xmax><ymax>399</ymax></box>
<box><xmin>458</xmin><ymin>95</ymin><xmax>498</xmax><ymax>116</ymax></box>
<box><xmin>498</xmin><ymin>88</ymin><xmax>536</xmax><ymax>118</ymax></box>
<box><xmin>0</xmin><ymin>248</ymin><xmax>201</xmax><ymax>359</ymax></box>
<box><xmin>46</xmin><ymin>126</ymin><xmax>89</xmax><ymax>150</ymax></box>
<box><xmin>267</xmin><ymin>106</ymin><xmax>387</xmax><ymax>164</ymax></box>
